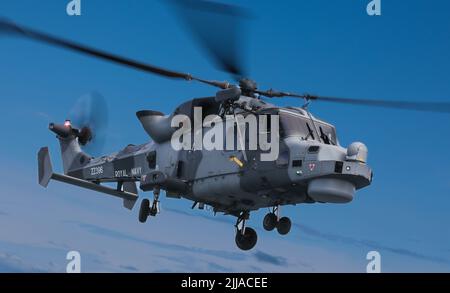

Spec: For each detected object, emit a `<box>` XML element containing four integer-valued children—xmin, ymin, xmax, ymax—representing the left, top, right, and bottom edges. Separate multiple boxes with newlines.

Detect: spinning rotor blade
<box><xmin>69</xmin><ymin>92</ymin><xmax>109</xmax><ymax>155</ymax></box>
<box><xmin>168</xmin><ymin>0</ymin><xmax>250</xmax><ymax>79</ymax></box>
<box><xmin>256</xmin><ymin>90</ymin><xmax>450</xmax><ymax>113</ymax></box>
<box><xmin>0</xmin><ymin>19</ymin><xmax>230</xmax><ymax>89</ymax></box>
<box><xmin>307</xmin><ymin>95</ymin><xmax>450</xmax><ymax>113</ymax></box>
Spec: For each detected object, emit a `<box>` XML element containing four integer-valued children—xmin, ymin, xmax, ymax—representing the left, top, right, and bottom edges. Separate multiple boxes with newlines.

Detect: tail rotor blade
<box><xmin>69</xmin><ymin>92</ymin><xmax>109</xmax><ymax>155</ymax></box>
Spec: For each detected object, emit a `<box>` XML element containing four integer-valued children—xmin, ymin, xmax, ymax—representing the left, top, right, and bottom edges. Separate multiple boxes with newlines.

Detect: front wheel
<box><xmin>235</xmin><ymin>227</ymin><xmax>258</xmax><ymax>251</ymax></box>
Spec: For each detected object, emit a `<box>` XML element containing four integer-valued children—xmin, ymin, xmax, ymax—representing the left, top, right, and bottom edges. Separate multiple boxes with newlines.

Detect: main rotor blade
<box><xmin>308</xmin><ymin>95</ymin><xmax>450</xmax><ymax>113</ymax></box>
<box><xmin>0</xmin><ymin>19</ymin><xmax>190</xmax><ymax>79</ymax></box>
<box><xmin>168</xmin><ymin>0</ymin><xmax>250</xmax><ymax>79</ymax></box>
<box><xmin>257</xmin><ymin>89</ymin><xmax>450</xmax><ymax>113</ymax></box>
<box><xmin>0</xmin><ymin>19</ymin><xmax>231</xmax><ymax>89</ymax></box>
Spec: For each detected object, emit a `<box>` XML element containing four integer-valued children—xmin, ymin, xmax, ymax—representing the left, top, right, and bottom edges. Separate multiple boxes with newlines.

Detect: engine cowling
<box><xmin>136</xmin><ymin>110</ymin><xmax>176</xmax><ymax>143</ymax></box>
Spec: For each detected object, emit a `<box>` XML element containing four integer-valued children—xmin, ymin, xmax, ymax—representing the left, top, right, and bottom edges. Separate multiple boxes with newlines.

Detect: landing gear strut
<box><xmin>138</xmin><ymin>187</ymin><xmax>160</xmax><ymax>223</ymax></box>
<box><xmin>234</xmin><ymin>211</ymin><xmax>257</xmax><ymax>251</ymax></box>
<box><xmin>263</xmin><ymin>205</ymin><xmax>292</xmax><ymax>235</ymax></box>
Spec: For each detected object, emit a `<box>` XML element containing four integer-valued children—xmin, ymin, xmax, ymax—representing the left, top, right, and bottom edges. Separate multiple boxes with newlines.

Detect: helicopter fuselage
<box><xmin>61</xmin><ymin>96</ymin><xmax>372</xmax><ymax>215</ymax></box>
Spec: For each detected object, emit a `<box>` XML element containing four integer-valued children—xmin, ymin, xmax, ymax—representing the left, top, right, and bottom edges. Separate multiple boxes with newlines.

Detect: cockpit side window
<box><xmin>305</xmin><ymin>123</ymin><xmax>315</xmax><ymax>140</ymax></box>
<box><xmin>317</xmin><ymin>123</ymin><xmax>337</xmax><ymax>145</ymax></box>
<box><xmin>280</xmin><ymin>111</ymin><xmax>338</xmax><ymax>144</ymax></box>
<box><xmin>147</xmin><ymin>151</ymin><xmax>157</xmax><ymax>169</ymax></box>
<box><xmin>319</xmin><ymin>126</ymin><xmax>330</xmax><ymax>144</ymax></box>
<box><xmin>280</xmin><ymin>112</ymin><xmax>314</xmax><ymax>140</ymax></box>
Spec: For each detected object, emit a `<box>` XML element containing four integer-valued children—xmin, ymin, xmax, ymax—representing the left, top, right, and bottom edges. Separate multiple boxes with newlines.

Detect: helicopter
<box><xmin>2</xmin><ymin>0</ymin><xmax>450</xmax><ymax>251</ymax></box>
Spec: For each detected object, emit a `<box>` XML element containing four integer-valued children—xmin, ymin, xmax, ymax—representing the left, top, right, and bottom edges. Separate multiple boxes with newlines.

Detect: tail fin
<box><xmin>49</xmin><ymin>122</ymin><xmax>91</xmax><ymax>174</ymax></box>
<box><xmin>38</xmin><ymin>147</ymin><xmax>53</xmax><ymax>187</ymax></box>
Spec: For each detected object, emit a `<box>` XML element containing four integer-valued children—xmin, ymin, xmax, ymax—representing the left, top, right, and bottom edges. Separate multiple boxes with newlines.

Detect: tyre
<box><xmin>263</xmin><ymin>213</ymin><xmax>278</xmax><ymax>231</ymax></box>
<box><xmin>235</xmin><ymin>227</ymin><xmax>258</xmax><ymax>251</ymax></box>
<box><xmin>276</xmin><ymin>217</ymin><xmax>291</xmax><ymax>235</ymax></box>
<box><xmin>139</xmin><ymin>199</ymin><xmax>150</xmax><ymax>223</ymax></box>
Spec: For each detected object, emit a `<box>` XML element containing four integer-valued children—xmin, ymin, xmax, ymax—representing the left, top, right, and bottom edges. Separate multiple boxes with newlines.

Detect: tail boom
<box><xmin>38</xmin><ymin>147</ymin><xmax>139</xmax><ymax>210</ymax></box>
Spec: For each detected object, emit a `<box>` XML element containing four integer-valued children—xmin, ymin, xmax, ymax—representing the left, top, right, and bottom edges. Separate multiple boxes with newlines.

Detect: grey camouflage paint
<box><xmin>52</xmin><ymin>95</ymin><xmax>372</xmax><ymax>216</ymax></box>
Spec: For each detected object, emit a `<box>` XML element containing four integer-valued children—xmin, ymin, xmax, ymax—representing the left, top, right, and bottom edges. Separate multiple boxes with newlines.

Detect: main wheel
<box><xmin>139</xmin><ymin>199</ymin><xmax>150</xmax><ymax>223</ymax></box>
<box><xmin>235</xmin><ymin>227</ymin><xmax>258</xmax><ymax>251</ymax></box>
<box><xmin>276</xmin><ymin>217</ymin><xmax>292</xmax><ymax>235</ymax></box>
<box><xmin>263</xmin><ymin>213</ymin><xmax>278</xmax><ymax>231</ymax></box>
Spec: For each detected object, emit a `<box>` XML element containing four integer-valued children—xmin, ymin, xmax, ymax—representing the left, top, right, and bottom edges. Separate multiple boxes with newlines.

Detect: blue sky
<box><xmin>0</xmin><ymin>0</ymin><xmax>449</xmax><ymax>272</ymax></box>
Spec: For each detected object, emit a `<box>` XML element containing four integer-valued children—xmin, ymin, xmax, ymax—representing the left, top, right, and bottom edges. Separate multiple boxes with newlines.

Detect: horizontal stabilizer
<box><xmin>37</xmin><ymin>147</ymin><xmax>139</xmax><ymax>210</ymax></box>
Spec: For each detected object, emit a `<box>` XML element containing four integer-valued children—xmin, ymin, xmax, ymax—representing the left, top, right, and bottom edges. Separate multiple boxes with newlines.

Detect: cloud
<box><xmin>164</xmin><ymin>206</ymin><xmax>234</xmax><ymax>225</ymax></box>
<box><xmin>120</xmin><ymin>265</ymin><xmax>139</xmax><ymax>272</ymax></box>
<box><xmin>295</xmin><ymin>223</ymin><xmax>450</xmax><ymax>266</ymax></box>
<box><xmin>152</xmin><ymin>269</ymin><xmax>174</xmax><ymax>273</ymax></box>
<box><xmin>156</xmin><ymin>254</ymin><xmax>232</xmax><ymax>273</ymax></box>
<box><xmin>0</xmin><ymin>253</ymin><xmax>44</xmax><ymax>273</ymax></box>
<box><xmin>253</xmin><ymin>251</ymin><xmax>288</xmax><ymax>267</ymax></box>
<box><xmin>168</xmin><ymin>206</ymin><xmax>450</xmax><ymax>268</ymax></box>
<box><xmin>155</xmin><ymin>255</ymin><xmax>196</xmax><ymax>271</ymax></box>
<box><xmin>73</xmin><ymin>221</ymin><xmax>247</xmax><ymax>262</ymax></box>
<box><xmin>207</xmin><ymin>262</ymin><xmax>232</xmax><ymax>272</ymax></box>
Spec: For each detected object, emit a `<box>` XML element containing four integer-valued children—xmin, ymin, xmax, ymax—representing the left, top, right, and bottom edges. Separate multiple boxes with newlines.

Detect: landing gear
<box><xmin>138</xmin><ymin>187</ymin><xmax>160</xmax><ymax>223</ymax></box>
<box><xmin>139</xmin><ymin>199</ymin><xmax>150</xmax><ymax>223</ymax></box>
<box><xmin>263</xmin><ymin>206</ymin><xmax>292</xmax><ymax>235</ymax></box>
<box><xmin>277</xmin><ymin>217</ymin><xmax>291</xmax><ymax>235</ymax></box>
<box><xmin>263</xmin><ymin>213</ymin><xmax>277</xmax><ymax>231</ymax></box>
<box><xmin>235</xmin><ymin>227</ymin><xmax>257</xmax><ymax>251</ymax></box>
<box><xmin>149</xmin><ymin>187</ymin><xmax>160</xmax><ymax>217</ymax></box>
<box><xmin>234</xmin><ymin>211</ymin><xmax>257</xmax><ymax>251</ymax></box>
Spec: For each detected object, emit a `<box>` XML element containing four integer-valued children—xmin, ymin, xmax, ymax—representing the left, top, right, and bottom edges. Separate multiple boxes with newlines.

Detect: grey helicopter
<box><xmin>2</xmin><ymin>0</ymin><xmax>450</xmax><ymax>251</ymax></box>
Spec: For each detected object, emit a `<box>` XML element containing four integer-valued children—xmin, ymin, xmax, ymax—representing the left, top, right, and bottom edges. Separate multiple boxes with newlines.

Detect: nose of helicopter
<box><xmin>287</xmin><ymin>140</ymin><xmax>372</xmax><ymax>204</ymax></box>
<box><xmin>307</xmin><ymin>142</ymin><xmax>372</xmax><ymax>203</ymax></box>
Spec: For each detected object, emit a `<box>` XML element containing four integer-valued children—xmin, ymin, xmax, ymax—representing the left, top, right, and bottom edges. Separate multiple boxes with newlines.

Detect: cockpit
<box><xmin>279</xmin><ymin>109</ymin><xmax>338</xmax><ymax>145</ymax></box>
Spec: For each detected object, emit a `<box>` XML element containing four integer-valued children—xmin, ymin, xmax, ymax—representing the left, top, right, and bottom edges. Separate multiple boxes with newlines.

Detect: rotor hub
<box><xmin>239</xmin><ymin>78</ymin><xmax>258</xmax><ymax>96</ymax></box>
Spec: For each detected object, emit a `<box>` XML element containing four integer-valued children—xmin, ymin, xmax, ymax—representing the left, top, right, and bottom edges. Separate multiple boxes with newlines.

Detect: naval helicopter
<box><xmin>2</xmin><ymin>0</ymin><xmax>450</xmax><ymax>250</ymax></box>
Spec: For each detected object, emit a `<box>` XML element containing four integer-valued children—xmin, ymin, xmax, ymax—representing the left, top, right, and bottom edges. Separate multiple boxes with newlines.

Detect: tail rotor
<box><xmin>68</xmin><ymin>92</ymin><xmax>109</xmax><ymax>155</ymax></box>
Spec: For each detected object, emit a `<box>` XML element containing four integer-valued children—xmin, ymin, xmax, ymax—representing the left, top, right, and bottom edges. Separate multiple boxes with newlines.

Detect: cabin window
<box><xmin>176</xmin><ymin>161</ymin><xmax>184</xmax><ymax>178</ymax></box>
<box><xmin>147</xmin><ymin>151</ymin><xmax>157</xmax><ymax>169</ymax></box>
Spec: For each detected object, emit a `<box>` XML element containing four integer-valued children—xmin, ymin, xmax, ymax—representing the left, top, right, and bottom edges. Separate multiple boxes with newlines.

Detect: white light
<box><xmin>64</xmin><ymin>120</ymin><xmax>72</xmax><ymax>127</ymax></box>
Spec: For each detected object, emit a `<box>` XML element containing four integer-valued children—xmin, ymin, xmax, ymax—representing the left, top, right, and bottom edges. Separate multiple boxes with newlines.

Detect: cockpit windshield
<box><xmin>280</xmin><ymin>111</ymin><xmax>338</xmax><ymax>145</ymax></box>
